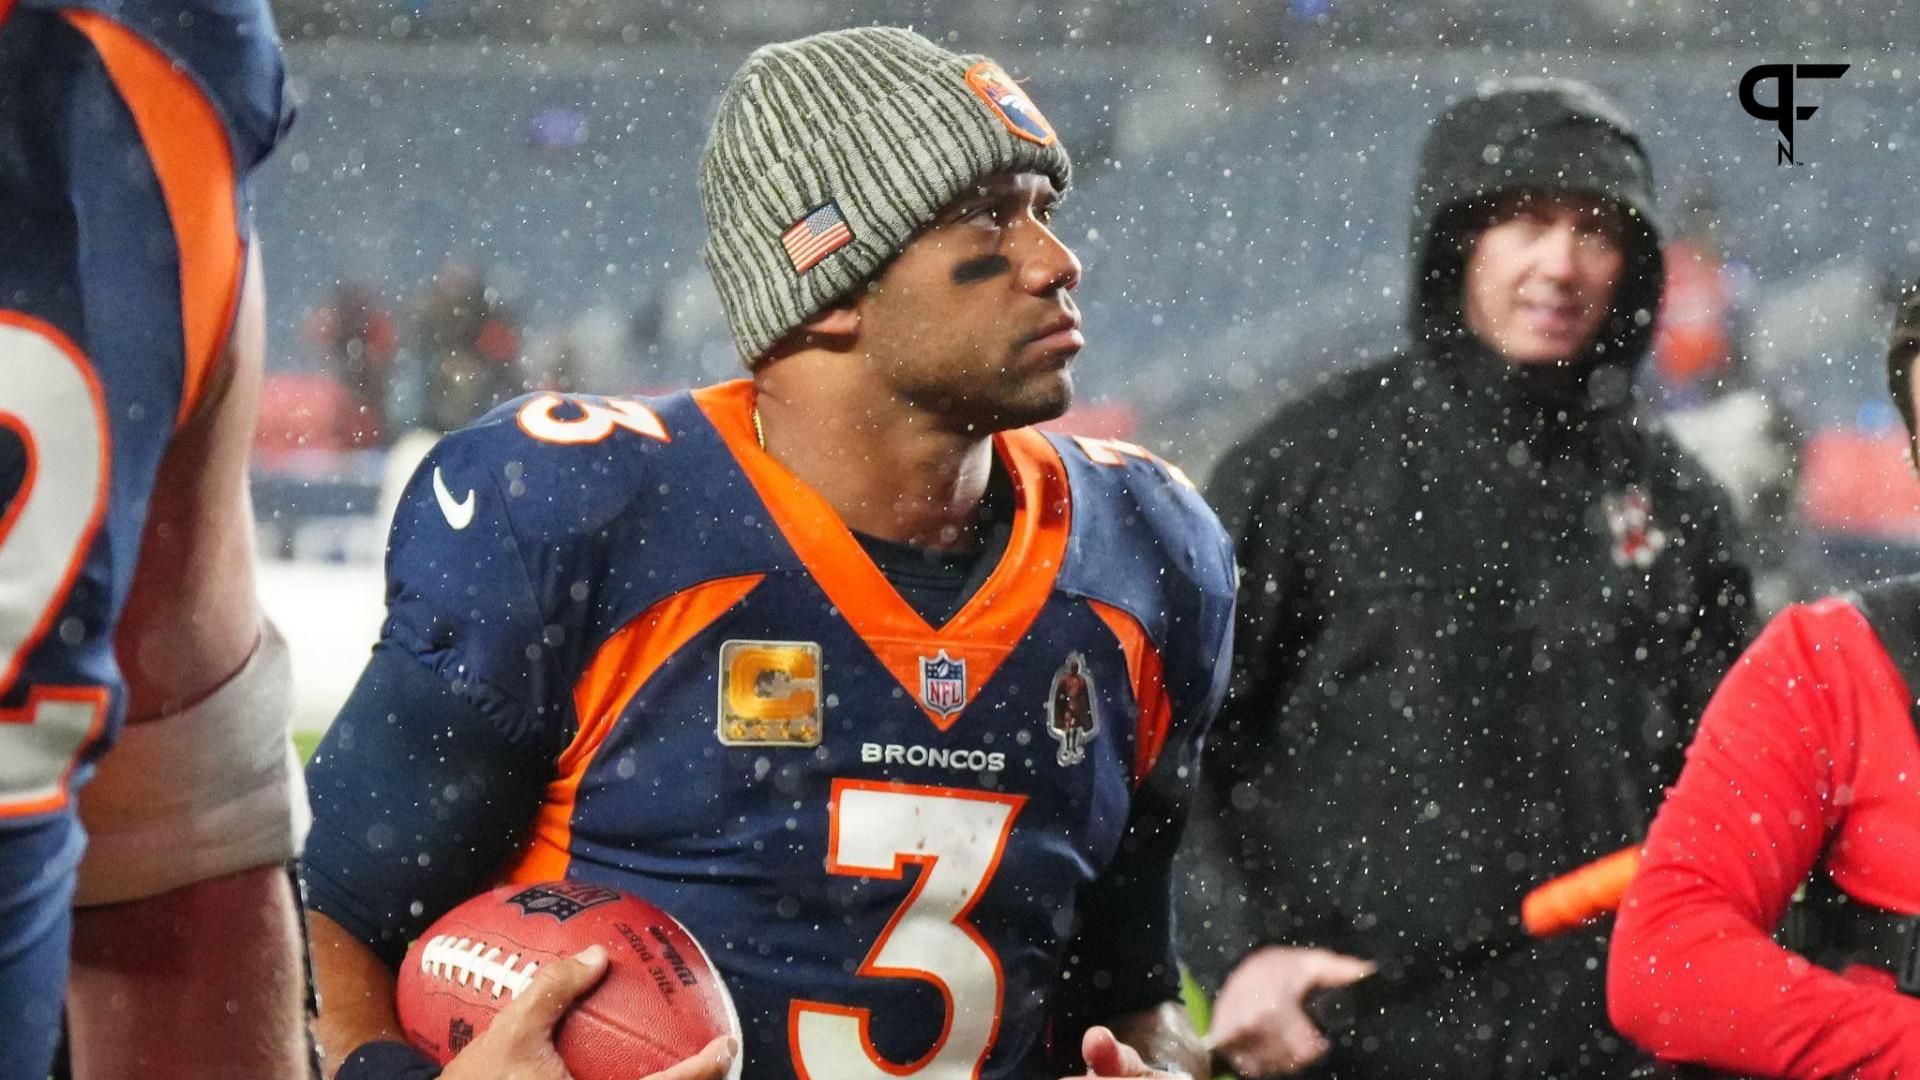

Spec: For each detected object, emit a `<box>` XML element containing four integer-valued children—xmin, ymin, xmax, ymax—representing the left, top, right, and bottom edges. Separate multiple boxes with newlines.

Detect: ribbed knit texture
<box><xmin>700</xmin><ymin>27</ymin><xmax>1072</xmax><ymax>362</ymax></box>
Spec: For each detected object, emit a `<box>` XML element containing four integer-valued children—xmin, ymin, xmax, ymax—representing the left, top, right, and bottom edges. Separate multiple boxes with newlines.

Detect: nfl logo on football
<box><xmin>919</xmin><ymin>650</ymin><xmax>968</xmax><ymax>718</ymax></box>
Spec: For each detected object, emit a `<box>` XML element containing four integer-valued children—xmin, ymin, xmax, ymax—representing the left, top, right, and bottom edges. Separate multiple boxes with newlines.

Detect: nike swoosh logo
<box><xmin>432</xmin><ymin>466</ymin><xmax>475</xmax><ymax>530</ymax></box>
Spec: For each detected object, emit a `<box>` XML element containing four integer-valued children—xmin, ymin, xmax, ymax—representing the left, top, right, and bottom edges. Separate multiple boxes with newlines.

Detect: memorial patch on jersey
<box><xmin>506</xmin><ymin>882</ymin><xmax>621</xmax><ymax>922</ymax></box>
<box><xmin>1046</xmin><ymin>652</ymin><xmax>1098</xmax><ymax>766</ymax></box>
<box><xmin>718</xmin><ymin>640</ymin><xmax>823</xmax><ymax>747</ymax></box>
<box><xmin>964</xmin><ymin>61</ymin><xmax>1056</xmax><ymax>146</ymax></box>
<box><xmin>919</xmin><ymin>650</ymin><xmax>969</xmax><ymax>719</ymax></box>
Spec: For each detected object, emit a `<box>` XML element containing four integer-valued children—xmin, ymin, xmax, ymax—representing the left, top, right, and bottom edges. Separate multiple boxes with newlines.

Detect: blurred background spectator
<box><xmin>401</xmin><ymin>258</ymin><xmax>524</xmax><ymax>434</ymax></box>
<box><xmin>1646</xmin><ymin>179</ymin><xmax>1806</xmax><ymax>613</ymax></box>
<box><xmin>304</xmin><ymin>278</ymin><xmax>398</xmax><ymax>446</ymax></box>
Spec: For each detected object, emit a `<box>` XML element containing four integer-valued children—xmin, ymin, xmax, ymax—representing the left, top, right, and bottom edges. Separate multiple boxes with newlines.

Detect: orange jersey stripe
<box><xmin>500</xmin><ymin>573</ymin><xmax>764</xmax><ymax>884</ymax></box>
<box><xmin>1087</xmin><ymin>600</ymin><xmax>1172</xmax><ymax>789</ymax></box>
<box><xmin>61</xmin><ymin>9</ymin><xmax>244</xmax><ymax>428</ymax></box>
<box><xmin>691</xmin><ymin>380</ymin><xmax>1073</xmax><ymax>730</ymax></box>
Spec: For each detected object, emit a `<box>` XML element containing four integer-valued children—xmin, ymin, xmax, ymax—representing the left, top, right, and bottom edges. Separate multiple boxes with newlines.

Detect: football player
<box><xmin>301</xmin><ymin>27</ymin><xmax>1233</xmax><ymax>1080</ymax></box>
<box><xmin>0</xmin><ymin>0</ymin><xmax>310</xmax><ymax>1077</ymax></box>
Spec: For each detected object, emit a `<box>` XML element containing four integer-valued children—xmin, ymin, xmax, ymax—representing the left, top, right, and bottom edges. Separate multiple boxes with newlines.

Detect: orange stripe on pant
<box><xmin>1087</xmin><ymin>600</ymin><xmax>1172</xmax><ymax>789</ymax></box>
<box><xmin>61</xmin><ymin>9</ymin><xmax>244</xmax><ymax>427</ymax></box>
<box><xmin>502</xmin><ymin>574</ymin><xmax>764</xmax><ymax>884</ymax></box>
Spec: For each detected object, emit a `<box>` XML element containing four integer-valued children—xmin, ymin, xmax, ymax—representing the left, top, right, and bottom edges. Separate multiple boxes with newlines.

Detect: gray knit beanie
<box><xmin>700</xmin><ymin>27</ymin><xmax>1074</xmax><ymax>363</ymax></box>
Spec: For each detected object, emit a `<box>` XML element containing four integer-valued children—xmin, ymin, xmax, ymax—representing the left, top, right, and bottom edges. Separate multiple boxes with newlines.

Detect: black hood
<box><xmin>1410</xmin><ymin>79</ymin><xmax>1663</xmax><ymax>397</ymax></box>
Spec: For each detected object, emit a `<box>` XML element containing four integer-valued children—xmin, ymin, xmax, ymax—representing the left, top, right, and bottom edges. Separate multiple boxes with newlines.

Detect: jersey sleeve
<box><xmin>381</xmin><ymin>428</ymin><xmax>576</xmax><ymax>746</ymax></box>
<box><xmin>1057</xmin><ymin>486</ymin><xmax>1237</xmax><ymax>1026</ymax></box>
<box><xmin>57</xmin><ymin>0</ymin><xmax>292</xmax><ymax>170</ymax></box>
<box><xmin>1607</xmin><ymin>600</ymin><xmax>1920</xmax><ymax>1077</ymax></box>
<box><xmin>301</xmin><ymin>422</ymin><xmax>585</xmax><ymax>963</ymax></box>
<box><xmin>301</xmin><ymin>640</ymin><xmax>553</xmax><ymax>966</ymax></box>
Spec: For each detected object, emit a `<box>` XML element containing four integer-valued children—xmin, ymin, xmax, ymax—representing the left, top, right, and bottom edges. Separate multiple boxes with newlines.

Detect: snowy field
<box><xmin>259</xmin><ymin>558</ymin><xmax>386</xmax><ymax>734</ymax></box>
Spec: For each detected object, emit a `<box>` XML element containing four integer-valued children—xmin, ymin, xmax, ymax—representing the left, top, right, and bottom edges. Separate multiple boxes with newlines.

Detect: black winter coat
<box><xmin>1178</xmin><ymin>79</ymin><xmax>1754</xmax><ymax>1080</ymax></box>
<box><xmin>1178</xmin><ymin>345</ymin><xmax>1752</xmax><ymax>1079</ymax></box>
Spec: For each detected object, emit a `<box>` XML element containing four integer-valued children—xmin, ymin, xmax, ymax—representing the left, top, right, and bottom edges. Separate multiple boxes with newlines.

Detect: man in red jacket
<box><xmin>1606</xmin><ymin>284</ymin><xmax>1920</xmax><ymax>1076</ymax></box>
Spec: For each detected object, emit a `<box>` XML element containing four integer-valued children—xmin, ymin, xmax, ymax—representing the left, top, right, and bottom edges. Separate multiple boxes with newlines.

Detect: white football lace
<box><xmin>419</xmin><ymin>935</ymin><xmax>541</xmax><ymax>1000</ymax></box>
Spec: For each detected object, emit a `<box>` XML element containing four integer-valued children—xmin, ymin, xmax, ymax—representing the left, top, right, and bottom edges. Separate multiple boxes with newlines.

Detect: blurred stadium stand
<box><xmin>260</xmin><ymin>42</ymin><xmax>1920</xmax><ymax>451</ymax></box>
<box><xmin>268</xmin><ymin>0</ymin><xmax>1920</xmax><ymax>54</ymax></box>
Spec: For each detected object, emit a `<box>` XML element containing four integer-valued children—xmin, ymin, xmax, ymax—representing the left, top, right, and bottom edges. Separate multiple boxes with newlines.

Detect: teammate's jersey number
<box><xmin>792</xmin><ymin>781</ymin><xmax>1027</xmax><ymax>1080</ymax></box>
<box><xmin>0</xmin><ymin>315</ymin><xmax>112</xmax><ymax>817</ymax></box>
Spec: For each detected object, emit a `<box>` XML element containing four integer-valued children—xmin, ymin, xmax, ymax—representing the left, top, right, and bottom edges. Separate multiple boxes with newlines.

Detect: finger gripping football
<box><xmin>398</xmin><ymin>881</ymin><xmax>742</xmax><ymax>1080</ymax></box>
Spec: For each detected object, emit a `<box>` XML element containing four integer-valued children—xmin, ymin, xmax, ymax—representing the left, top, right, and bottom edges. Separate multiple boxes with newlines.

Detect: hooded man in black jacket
<box><xmin>1178</xmin><ymin>79</ymin><xmax>1753</xmax><ymax>1079</ymax></box>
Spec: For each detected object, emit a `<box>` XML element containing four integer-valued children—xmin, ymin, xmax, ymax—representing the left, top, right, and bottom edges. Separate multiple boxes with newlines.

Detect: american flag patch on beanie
<box><xmin>781</xmin><ymin>201</ymin><xmax>853</xmax><ymax>274</ymax></box>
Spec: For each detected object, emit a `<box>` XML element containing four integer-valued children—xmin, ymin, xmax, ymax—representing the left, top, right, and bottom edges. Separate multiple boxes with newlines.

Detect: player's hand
<box><xmin>641</xmin><ymin>1036</ymin><xmax>737</xmax><ymax>1080</ymax></box>
<box><xmin>1205</xmin><ymin>945</ymin><xmax>1375</xmax><ymax>1077</ymax></box>
<box><xmin>1062</xmin><ymin>1024</ymin><xmax>1191</xmax><ymax>1078</ymax></box>
<box><xmin>440</xmin><ymin>945</ymin><xmax>738</xmax><ymax>1080</ymax></box>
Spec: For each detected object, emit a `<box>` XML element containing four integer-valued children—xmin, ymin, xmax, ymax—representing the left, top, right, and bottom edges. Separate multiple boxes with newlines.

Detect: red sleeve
<box><xmin>1607</xmin><ymin>598</ymin><xmax>1920</xmax><ymax>1077</ymax></box>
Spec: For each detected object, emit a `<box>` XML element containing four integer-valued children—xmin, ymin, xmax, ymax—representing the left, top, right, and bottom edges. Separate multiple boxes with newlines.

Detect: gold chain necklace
<box><xmin>752</xmin><ymin>406</ymin><xmax>765</xmax><ymax>449</ymax></box>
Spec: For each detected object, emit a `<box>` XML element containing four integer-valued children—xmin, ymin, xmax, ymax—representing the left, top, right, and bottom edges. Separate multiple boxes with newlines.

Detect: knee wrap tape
<box><xmin>75</xmin><ymin>619</ymin><xmax>312</xmax><ymax>906</ymax></box>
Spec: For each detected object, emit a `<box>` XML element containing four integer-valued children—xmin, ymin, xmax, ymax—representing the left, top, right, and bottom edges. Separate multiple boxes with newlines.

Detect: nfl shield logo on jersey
<box><xmin>919</xmin><ymin>650</ymin><xmax>968</xmax><ymax>718</ymax></box>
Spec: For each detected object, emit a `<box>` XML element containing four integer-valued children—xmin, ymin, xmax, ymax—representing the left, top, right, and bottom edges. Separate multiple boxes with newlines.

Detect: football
<box><xmin>397</xmin><ymin>881</ymin><xmax>742</xmax><ymax>1080</ymax></box>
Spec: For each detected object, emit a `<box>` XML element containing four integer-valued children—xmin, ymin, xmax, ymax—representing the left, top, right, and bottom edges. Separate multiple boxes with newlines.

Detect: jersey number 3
<box><xmin>0</xmin><ymin>316</ymin><xmax>111</xmax><ymax>817</ymax></box>
<box><xmin>791</xmin><ymin>781</ymin><xmax>1026</xmax><ymax>1080</ymax></box>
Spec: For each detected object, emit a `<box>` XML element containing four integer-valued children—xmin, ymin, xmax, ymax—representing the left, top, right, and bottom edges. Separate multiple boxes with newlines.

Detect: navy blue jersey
<box><xmin>0</xmin><ymin>1</ymin><xmax>284</xmax><ymax>1072</ymax></box>
<box><xmin>307</xmin><ymin>381</ymin><xmax>1235</xmax><ymax>1079</ymax></box>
